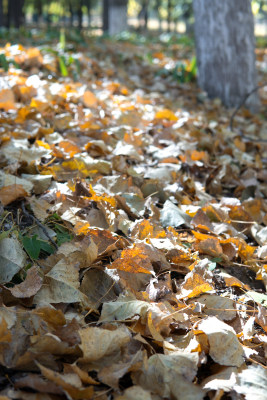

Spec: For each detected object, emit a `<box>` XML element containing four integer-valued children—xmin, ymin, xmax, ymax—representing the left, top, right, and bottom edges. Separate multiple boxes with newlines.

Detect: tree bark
<box><xmin>86</xmin><ymin>0</ymin><xmax>92</xmax><ymax>27</ymax></box>
<box><xmin>103</xmin><ymin>0</ymin><xmax>109</xmax><ymax>33</ymax></box>
<box><xmin>167</xmin><ymin>0</ymin><xmax>172</xmax><ymax>32</ymax></box>
<box><xmin>138</xmin><ymin>0</ymin><xmax>149</xmax><ymax>31</ymax></box>
<box><xmin>0</xmin><ymin>0</ymin><xmax>3</xmax><ymax>27</ymax></box>
<box><xmin>78</xmin><ymin>0</ymin><xmax>83</xmax><ymax>29</ymax></box>
<box><xmin>103</xmin><ymin>0</ymin><xmax>128</xmax><ymax>35</ymax></box>
<box><xmin>109</xmin><ymin>0</ymin><xmax>128</xmax><ymax>35</ymax></box>
<box><xmin>193</xmin><ymin>0</ymin><xmax>259</xmax><ymax>111</ymax></box>
<box><xmin>155</xmin><ymin>0</ymin><xmax>162</xmax><ymax>31</ymax></box>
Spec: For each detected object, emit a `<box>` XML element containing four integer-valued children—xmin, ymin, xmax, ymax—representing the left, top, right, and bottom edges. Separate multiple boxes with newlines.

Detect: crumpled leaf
<box><xmin>195</xmin><ymin>294</ymin><xmax>236</xmax><ymax>321</ymax></box>
<box><xmin>100</xmin><ymin>295</ymin><xmax>150</xmax><ymax>322</ymax></box>
<box><xmin>0</xmin><ymin>237</ymin><xmax>26</xmax><ymax>283</ymax></box>
<box><xmin>79</xmin><ymin>326</ymin><xmax>131</xmax><ymax>363</ymax></box>
<box><xmin>37</xmin><ymin>362</ymin><xmax>94</xmax><ymax>400</ymax></box>
<box><xmin>201</xmin><ymin>366</ymin><xmax>237</xmax><ymax>392</ymax></box>
<box><xmin>160</xmin><ymin>200</ymin><xmax>191</xmax><ymax>228</ymax></box>
<box><xmin>179</xmin><ymin>259</ymin><xmax>214</xmax><ymax>299</ymax></box>
<box><xmin>132</xmin><ymin>351</ymin><xmax>204</xmax><ymax>400</ymax></box>
<box><xmin>234</xmin><ymin>365</ymin><xmax>267</xmax><ymax>400</ymax></box>
<box><xmin>115</xmin><ymin>385</ymin><xmax>160</xmax><ymax>400</ymax></box>
<box><xmin>197</xmin><ymin>317</ymin><xmax>244</xmax><ymax>367</ymax></box>
<box><xmin>10</xmin><ymin>266</ymin><xmax>42</xmax><ymax>298</ymax></box>
<box><xmin>110</xmin><ymin>243</ymin><xmax>154</xmax><ymax>274</ymax></box>
<box><xmin>80</xmin><ymin>268</ymin><xmax>118</xmax><ymax>309</ymax></box>
<box><xmin>245</xmin><ymin>291</ymin><xmax>267</xmax><ymax>308</ymax></box>
<box><xmin>98</xmin><ymin>349</ymin><xmax>143</xmax><ymax>388</ymax></box>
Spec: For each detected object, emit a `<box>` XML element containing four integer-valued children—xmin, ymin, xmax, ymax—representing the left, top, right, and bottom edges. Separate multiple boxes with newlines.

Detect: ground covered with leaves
<box><xmin>0</xmin><ymin>31</ymin><xmax>267</xmax><ymax>400</ymax></box>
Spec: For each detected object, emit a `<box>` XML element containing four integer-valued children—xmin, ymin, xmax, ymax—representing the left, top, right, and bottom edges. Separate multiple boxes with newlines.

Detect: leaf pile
<box><xmin>0</xmin><ymin>37</ymin><xmax>267</xmax><ymax>400</ymax></box>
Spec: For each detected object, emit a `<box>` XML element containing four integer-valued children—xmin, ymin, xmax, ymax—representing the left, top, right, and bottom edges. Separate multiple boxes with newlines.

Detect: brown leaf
<box><xmin>79</xmin><ymin>326</ymin><xmax>131</xmax><ymax>363</ymax></box>
<box><xmin>191</xmin><ymin>209</ymin><xmax>214</xmax><ymax>233</ymax></box>
<box><xmin>0</xmin><ymin>184</ymin><xmax>28</xmax><ymax>205</ymax></box>
<box><xmin>14</xmin><ymin>373</ymin><xmax>63</xmax><ymax>394</ymax></box>
<box><xmin>37</xmin><ymin>362</ymin><xmax>94</xmax><ymax>400</ymax></box>
<box><xmin>10</xmin><ymin>266</ymin><xmax>42</xmax><ymax>298</ymax></box>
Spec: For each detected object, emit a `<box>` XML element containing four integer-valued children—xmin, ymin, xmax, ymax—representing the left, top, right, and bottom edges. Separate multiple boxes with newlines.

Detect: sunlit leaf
<box><xmin>155</xmin><ymin>109</ymin><xmax>178</xmax><ymax>121</ymax></box>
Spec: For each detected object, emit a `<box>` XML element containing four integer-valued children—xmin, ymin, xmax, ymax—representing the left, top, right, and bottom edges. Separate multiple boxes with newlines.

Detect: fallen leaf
<box><xmin>79</xmin><ymin>326</ymin><xmax>131</xmax><ymax>363</ymax></box>
<box><xmin>132</xmin><ymin>351</ymin><xmax>204</xmax><ymax>400</ymax></box>
<box><xmin>10</xmin><ymin>266</ymin><xmax>42</xmax><ymax>298</ymax></box>
<box><xmin>0</xmin><ymin>237</ymin><xmax>26</xmax><ymax>283</ymax></box>
<box><xmin>160</xmin><ymin>200</ymin><xmax>191</xmax><ymax>228</ymax></box>
<box><xmin>234</xmin><ymin>365</ymin><xmax>267</xmax><ymax>400</ymax></box>
<box><xmin>197</xmin><ymin>317</ymin><xmax>244</xmax><ymax>367</ymax></box>
<box><xmin>0</xmin><ymin>185</ymin><xmax>28</xmax><ymax>205</ymax></box>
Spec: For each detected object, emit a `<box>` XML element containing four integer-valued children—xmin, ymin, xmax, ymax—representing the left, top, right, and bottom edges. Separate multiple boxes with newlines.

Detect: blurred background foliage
<box><xmin>0</xmin><ymin>0</ymin><xmax>265</xmax><ymax>43</ymax></box>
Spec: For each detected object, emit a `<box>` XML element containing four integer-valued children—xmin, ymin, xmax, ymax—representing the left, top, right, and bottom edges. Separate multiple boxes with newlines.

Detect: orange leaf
<box><xmin>110</xmin><ymin>244</ymin><xmax>153</xmax><ymax>274</ymax></box>
<box><xmin>0</xmin><ymin>89</ymin><xmax>16</xmax><ymax>111</ymax></box>
<box><xmin>190</xmin><ymin>150</ymin><xmax>209</xmax><ymax>163</ymax></box>
<box><xmin>0</xmin><ymin>184</ymin><xmax>28</xmax><ymax>205</ymax></box>
<box><xmin>74</xmin><ymin>221</ymin><xmax>91</xmax><ymax>235</ymax></box>
<box><xmin>192</xmin><ymin>231</ymin><xmax>215</xmax><ymax>241</ymax></box>
<box><xmin>83</xmin><ymin>91</ymin><xmax>98</xmax><ymax>108</ymax></box>
<box><xmin>58</xmin><ymin>140</ymin><xmax>81</xmax><ymax>158</ymax></box>
<box><xmin>181</xmin><ymin>268</ymin><xmax>214</xmax><ymax>299</ymax></box>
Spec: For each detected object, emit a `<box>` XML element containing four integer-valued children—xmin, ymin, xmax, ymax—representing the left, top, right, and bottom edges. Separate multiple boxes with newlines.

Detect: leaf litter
<box><xmin>0</xmin><ymin>34</ymin><xmax>266</xmax><ymax>400</ymax></box>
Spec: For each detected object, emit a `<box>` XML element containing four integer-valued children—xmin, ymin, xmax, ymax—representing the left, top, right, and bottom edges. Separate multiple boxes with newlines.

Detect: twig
<box><xmin>21</xmin><ymin>201</ymin><xmax>58</xmax><ymax>250</ymax></box>
<box><xmin>229</xmin><ymin>82</ymin><xmax>267</xmax><ymax>135</ymax></box>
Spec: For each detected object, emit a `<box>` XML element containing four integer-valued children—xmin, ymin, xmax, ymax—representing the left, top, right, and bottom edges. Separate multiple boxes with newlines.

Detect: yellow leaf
<box><xmin>155</xmin><ymin>109</ymin><xmax>178</xmax><ymax>121</ymax></box>
<box><xmin>36</xmin><ymin>140</ymin><xmax>51</xmax><ymax>150</ymax></box>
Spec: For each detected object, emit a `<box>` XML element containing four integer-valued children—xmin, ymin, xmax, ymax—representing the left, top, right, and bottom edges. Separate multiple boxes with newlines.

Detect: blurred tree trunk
<box><xmin>193</xmin><ymin>0</ymin><xmax>259</xmax><ymax>111</ymax></box>
<box><xmin>155</xmin><ymin>0</ymin><xmax>162</xmax><ymax>31</ymax></box>
<box><xmin>86</xmin><ymin>0</ymin><xmax>92</xmax><ymax>27</ymax></box>
<box><xmin>103</xmin><ymin>0</ymin><xmax>127</xmax><ymax>35</ymax></box>
<box><xmin>69</xmin><ymin>1</ymin><xmax>74</xmax><ymax>27</ymax></box>
<box><xmin>19</xmin><ymin>0</ymin><xmax>25</xmax><ymax>27</ymax></box>
<box><xmin>33</xmin><ymin>0</ymin><xmax>43</xmax><ymax>23</ymax></box>
<box><xmin>7</xmin><ymin>0</ymin><xmax>23</xmax><ymax>28</ymax></box>
<box><xmin>167</xmin><ymin>0</ymin><xmax>171</xmax><ymax>32</ymax></box>
<box><xmin>0</xmin><ymin>0</ymin><xmax>3</xmax><ymax>27</ymax></box>
<box><xmin>78</xmin><ymin>0</ymin><xmax>83</xmax><ymax>29</ymax></box>
<box><xmin>138</xmin><ymin>0</ymin><xmax>149</xmax><ymax>31</ymax></box>
<box><xmin>103</xmin><ymin>0</ymin><xmax>109</xmax><ymax>32</ymax></box>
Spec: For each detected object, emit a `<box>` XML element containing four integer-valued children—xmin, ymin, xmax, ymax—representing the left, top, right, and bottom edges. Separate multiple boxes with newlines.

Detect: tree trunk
<box><xmin>78</xmin><ymin>0</ymin><xmax>83</xmax><ymax>29</ymax></box>
<box><xmin>103</xmin><ymin>0</ymin><xmax>109</xmax><ymax>33</ymax></box>
<box><xmin>33</xmin><ymin>0</ymin><xmax>43</xmax><ymax>23</ymax></box>
<box><xmin>138</xmin><ymin>0</ymin><xmax>148</xmax><ymax>31</ymax></box>
<box><xmin>0</xmin><ymin>0</ymin><xmax>3</xmax><ymax>27</ymax></box>
<box><xmin>69</xmin><ymin>1</ymin><xmax>74</xmax><ymax>27</ymax></box>
<box><xmin>155</xmin><ymin>0</ymin><xmax>162</xmax><ymax>31</ymax></box>
<box><xmin>167</xmin><ymin>0</ymin><xmax>171</xmax><ymax>33</ymax></box>
<box><xmin>86</xmin><ymin>0</ymin><xmax>91</xmax><ymax>27</ymax></box>
<box><xmin>19</xmin><ymin>0</ymin><xmax>25</xmax><ymax>27</ymax></box>
<box><xmin>193</xmin><ymin>0</ymin><xmax>259</xmax><ymax>111</ymax></box>
<box><xmin>103</xmin><ymin>0</ymin><xmax>128</xmax><ymax>35</ymax></box>
<box><xmin>109</xmin><ymin>0</ymin><xmax>127</xmax><ymax>35</ymax></box>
